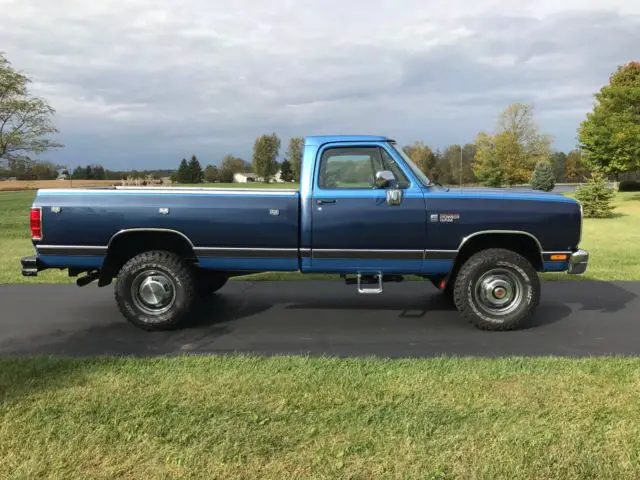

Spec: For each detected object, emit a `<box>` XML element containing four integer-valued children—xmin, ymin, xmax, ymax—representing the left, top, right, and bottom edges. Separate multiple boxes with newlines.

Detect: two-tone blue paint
<box><xmin>30</xmin><ymin>135</ymin><xmax>583</xmax><ymax>277</ymax></box>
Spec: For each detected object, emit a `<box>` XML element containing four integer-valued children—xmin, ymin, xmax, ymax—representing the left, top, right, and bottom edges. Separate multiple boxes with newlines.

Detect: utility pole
<box><xmin>459</xmin><ymin>143</ymin><xmax>463</xmax><ymax>191</ymax></box>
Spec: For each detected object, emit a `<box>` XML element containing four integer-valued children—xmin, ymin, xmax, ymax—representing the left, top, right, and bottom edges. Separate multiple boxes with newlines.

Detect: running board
<box><xmin>342</xmin><ymin>273</ymin><xmax>404</xmax><ymax>294</ymax></box>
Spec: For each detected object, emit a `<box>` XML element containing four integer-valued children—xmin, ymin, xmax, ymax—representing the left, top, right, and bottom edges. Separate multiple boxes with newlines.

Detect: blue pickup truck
<box><xmin>21</xmin><ymin>135</ymin><xmax>588</xmax><ymax>331</ymax></box>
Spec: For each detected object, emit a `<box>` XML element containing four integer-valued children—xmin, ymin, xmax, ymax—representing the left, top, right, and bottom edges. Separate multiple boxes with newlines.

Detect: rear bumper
<box><xmin>568</xmin><ymin>249</ymin><xmax>589</xmax><ymax>275</ymax></box>
<box><xmin>21</xmin><ymin>256</ymin><xmax>46</xmax><ymax>277</ymax></box>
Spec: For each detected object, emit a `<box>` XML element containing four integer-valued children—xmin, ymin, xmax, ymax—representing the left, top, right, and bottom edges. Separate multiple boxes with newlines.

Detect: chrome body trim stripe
<box><xmin>194</xmin><ymin>247</ymin><xmax>298</xmax><ymax>258</ymax></box>
<box><xmin>37</xmin><ymin>245</ymin><xmax>108</xmax><ymax>256</ymax></box>
<box><xmin>40</xmin><ymin>188</ymin><xmax>298</xmax><ymax>196</ymax></box>
<box><xmin>312</xmin><ymin>249</ymin><xmax>425</xmax><ymax>260</ymax></box>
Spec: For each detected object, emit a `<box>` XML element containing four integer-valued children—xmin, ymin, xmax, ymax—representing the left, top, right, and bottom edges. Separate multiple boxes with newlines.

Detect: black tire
<box><xmin>196</xmin><ymin>270</ymin><xmax>228</xmax><ymax>296</ymax></box>
<box><xmin>453</xmin><ymin>248</ymin><xmax>540</xmax><ymax>331</ymax></box>
<box><xmin>115</xmin><ymin>250</ymin><xmax>197</xmax><ymax>331</ymax></box>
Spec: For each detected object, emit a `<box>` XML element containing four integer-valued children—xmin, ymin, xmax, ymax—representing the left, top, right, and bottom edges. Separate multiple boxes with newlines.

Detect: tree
<box><xmin>549</xmin><ymin>152</ymin><xmax>567</xmax><ymax>182</ymax></box>
<box><xmin>579</xmin><ymin>61</ymin><xmax>640</xmax><ymax>178</ymax></box>
<box><xmin>473</xmin><ymin>132</ymin><xmax>503</xmax><ymax>187</ymax></box>
<box><xmin>219</xmin><ymin>154</ymin><xmax>251</xmax><ymax>182</ymax></box>
<box><xmin>30</xmin><ymin>161</ymin><xmax>58</xmax><ymax>180</ymax></box>
<box><xmin>574</xmin><ymin>171</ymin><xmax>615</xmax><ymax>218</ymax></box>
<box><xmin>285</xmin><ymin>136</ymin><xmax>304</xmax><ymax>182</ymax></box>
<box><xmin>531</xmin><ymin>160</ymin><xmax>555</xmax><ymax>191</ymax></box>
<box><xmin>564</xmin><ymin>149</ymin><xmax>590</xmax><ymax>183</ymax></box>
<box><xmin>1</xmin><ymin>54</ymin><xmax>62</xmax><ymax>169</ymax></box>
<box><xmin>175</xmin><ymin>158</ymin><xmax>191</xmax><ymax>183</ymax></box>
<box><xmin>403</xmin><ymin>141</ymin><xmax>437</xmax><ymax>177</ymax></box>
<box><xmin>188</xmin><ymin>155</ymin><xmax>203</xmax><ymax>183</ymax></box>
<box><xmin>252</xmin><ymin>133</ymin><xmax>281</xmax><ymax>183</ymax></box>
<box><xmin>204</xmin><ymin>164</ymin><xmax>220</xmax><ymax>183</ymax></box>
<box><xmin>280</xmin><ymin>159</ymin><xmax>294</xmax><ymax>182</ymax></box>
<box><xmin>72</xmin><ymin>166</ymin><xmax>86</xmax><ymax>180</ymax></box>
<box><xmin>442</xmin><ymin>143</ymin><xmax>476</xmax><ymax>185</ymax></box>
<box><xmin>89</xmin><ymin>164</ymin><xmax>105</xmax><ymax>180</ymax></box>
<box><xmin>473</xmin><ymin>104</ymin><xmax>552</xmax><ymax>186</ymax></box>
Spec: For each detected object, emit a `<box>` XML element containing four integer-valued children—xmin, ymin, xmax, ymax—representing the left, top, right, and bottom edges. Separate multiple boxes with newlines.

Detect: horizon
<box><xmin>2</xmin><ymin>0</ymin><xmax>639</xmax><ymax>170</ymax></box>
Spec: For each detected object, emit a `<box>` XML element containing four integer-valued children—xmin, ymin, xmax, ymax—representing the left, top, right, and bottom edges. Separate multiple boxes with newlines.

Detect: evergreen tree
<box><xmin>531</xmin><ymin>160</ymin><xmax>555</xmax><ymax>191</ymax></box>
<box><xmin>280</xmin><ymin>159</ymin><xmax>294</xmax><ymax>182</ymax></box>
<box><xmin>574</xmin><ymin>171</ymin><xmax>615</xmax><ymax>218</ymax></box>
<box><xmin>188</xmin><ymin>155</ymin><xmax>203</xmax><ymax>183</ymax></box>
<box><xmin>176</xmin><ymin>158</ymin><xmax>190</xmax><ymax>183</ymax></box>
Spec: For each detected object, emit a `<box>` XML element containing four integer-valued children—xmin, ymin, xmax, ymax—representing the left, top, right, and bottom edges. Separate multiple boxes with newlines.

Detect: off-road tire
<box><xmin>115</xmin><ymin>250</ymin><xmax>197</xmax><ymax>331</ymax></box>
<box><xmin>453</xmin><ymin>248</ymin><xmax>540</xmax><ymax>331</ymax></box>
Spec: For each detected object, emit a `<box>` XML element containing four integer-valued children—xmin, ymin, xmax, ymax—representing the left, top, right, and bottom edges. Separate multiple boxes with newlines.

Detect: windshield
<box><xmin>391</xmin><ymin>143</ymin><xmax>431</xmax><ymax>187</ymax></box>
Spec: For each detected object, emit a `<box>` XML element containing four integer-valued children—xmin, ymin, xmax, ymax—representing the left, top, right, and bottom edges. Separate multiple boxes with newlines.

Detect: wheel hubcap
<box><xmin>131</xmin><ymin>271</ymin><xmax>176</xmax><ymax>316</ymax></box>
<box><xmin>474</xmin><ymin>268</ymin><xmax>523</xmax><ymax>316</ymax></box>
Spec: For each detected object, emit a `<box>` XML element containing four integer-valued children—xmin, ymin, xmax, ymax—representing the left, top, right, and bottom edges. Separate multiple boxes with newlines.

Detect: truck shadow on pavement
<box><xmin>0</xmin><ymin>280</ymin><xmax>636</xmax><ymax>358</ymax></box>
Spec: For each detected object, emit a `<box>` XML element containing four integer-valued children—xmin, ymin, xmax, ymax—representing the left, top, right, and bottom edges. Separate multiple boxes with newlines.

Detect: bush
<box><xmin>531</xmin><ymin>160</ymin><xmax>555</xmax><ymax>192</ymax></box>
<box><xmin>619</xmin><ymin>180</ymin><xmax>640</xmax><ymax>192</ymax></box>
<box><xmin>574</xmin><ymin>171</ymin><xmax>616</xmax><ymax>218</ymax></box>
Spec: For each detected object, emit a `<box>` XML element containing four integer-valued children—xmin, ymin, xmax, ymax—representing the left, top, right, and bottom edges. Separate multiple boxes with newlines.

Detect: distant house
<box><xmin>233</xmin><ymin>173</ymin><xmax>258</xmax><ymax>183</ymax></box>
<box><xmin>233</xmin><ymin>171</ymin><xmax>284</xmax><ymax>183</ymax></box>
<box><xmin>56</xmin><ymin>173</ymin><xmax>69</xmax><ymax>180</ymax></box>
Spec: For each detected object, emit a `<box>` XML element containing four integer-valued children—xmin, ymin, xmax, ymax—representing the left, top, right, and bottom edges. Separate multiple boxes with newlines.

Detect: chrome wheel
<box><xmin>473</xmin><ymin>268</ymin><xmax>524</xmax><ymax>317</ymax></box>
<box><xmin>131</xmin><ymin>270</ymin><xmax>176</xmax><ymax>317</ymax></box>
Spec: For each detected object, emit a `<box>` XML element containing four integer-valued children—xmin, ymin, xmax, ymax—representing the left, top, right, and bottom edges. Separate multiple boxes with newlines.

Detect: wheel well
<box><xmin>98</xmin><ymin>231</ymin><xmax>197</xmax><ymax>285</ymax></box>
<box><xmin>447</xmin><ymin>233</ymin><xmax>543</xmax><ymax>285</ymax></box>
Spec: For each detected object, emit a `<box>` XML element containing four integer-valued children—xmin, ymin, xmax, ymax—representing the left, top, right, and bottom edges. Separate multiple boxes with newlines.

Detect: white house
<box><xmin>233</xmin><ymin>171</ymin><xmax>284</xmax><ymax>183</ymax></box>
<box><xmin>233</xmin><ymin>172</ymin><xmax>258</xmax><ymax>183</ymax></box>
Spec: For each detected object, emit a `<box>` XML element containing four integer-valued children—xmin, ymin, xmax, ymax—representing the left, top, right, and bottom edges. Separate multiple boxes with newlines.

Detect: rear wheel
<box><xmin>453</xmin><ymin>248</ymin><xmax>540</xmax><ymax>331</ymax></box>
<box><xmin>115</xmin><ymin>250</ymin><xmax>197</xmax><ymax>331</ymax></box>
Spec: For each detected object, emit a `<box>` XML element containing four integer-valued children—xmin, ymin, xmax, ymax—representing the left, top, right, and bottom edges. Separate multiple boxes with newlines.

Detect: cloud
<box><xmin>1</xmin><ymin>0</ymin><xmax>638</xmax><ymax>168</ymax></box>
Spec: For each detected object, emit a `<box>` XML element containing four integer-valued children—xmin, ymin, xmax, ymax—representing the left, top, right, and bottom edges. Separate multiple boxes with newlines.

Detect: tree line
<box><xmin>170</xmin><ymin>135</ymin><xmax>303</xmax><ymax>184</ymax></box>
<box><xmin>2</xmin><ymin>50</ymin><xmax>638</xmax><ymax>189</ymax></box>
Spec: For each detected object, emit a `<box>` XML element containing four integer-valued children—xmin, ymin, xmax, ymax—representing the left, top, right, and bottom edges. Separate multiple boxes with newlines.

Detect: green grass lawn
<box><xmin>2</xmin><ymin>356</ymin><xmax>640</xmax><ymax>479</ymax></box>
<box><xmin>1</xmin><ymin>189</ymin><xmax>639</xmax><ymax>283</ymax></box>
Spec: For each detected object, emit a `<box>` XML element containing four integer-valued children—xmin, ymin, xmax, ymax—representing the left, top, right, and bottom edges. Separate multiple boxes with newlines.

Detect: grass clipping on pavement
<box><xmin>2</xmin><ymin>356</ymin><xmax>640</xmax><ymax>479</ymax></box>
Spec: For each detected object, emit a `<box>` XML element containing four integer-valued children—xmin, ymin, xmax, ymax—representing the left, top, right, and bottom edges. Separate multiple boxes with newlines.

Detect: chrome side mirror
<box><xmin>375</xmin><ymin>170</ymin><xmax>396</xmax><ymax>189</ymax></box>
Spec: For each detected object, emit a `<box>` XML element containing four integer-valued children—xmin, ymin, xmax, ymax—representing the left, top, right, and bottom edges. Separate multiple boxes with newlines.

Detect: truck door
<box><xmin>308</xmin><ymin>143</ymin><xmax>427</xmax><ymax>273</ymax></box>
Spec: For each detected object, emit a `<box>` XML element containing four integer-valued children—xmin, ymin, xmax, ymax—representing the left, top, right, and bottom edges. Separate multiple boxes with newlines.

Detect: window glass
<box><xmin>379</xmin><ymin>148</ymin><xmax>410</xmax><ymax>188</ymax></box>
<box><xmin>318</xmin><ymin>148</ymin><xmax>381</xmax><ymax>189</ymax></box>
<box><xmin>391</xmin><ymin>143</ymin><xmax>431</xmax><ymax>186</ymax></box>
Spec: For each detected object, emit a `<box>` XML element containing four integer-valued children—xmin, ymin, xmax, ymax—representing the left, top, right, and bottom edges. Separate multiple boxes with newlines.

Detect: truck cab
<box><xmin>21</xmin><ymin>134</ymin><xmax>589</xmax><ymax>332</ymax></box>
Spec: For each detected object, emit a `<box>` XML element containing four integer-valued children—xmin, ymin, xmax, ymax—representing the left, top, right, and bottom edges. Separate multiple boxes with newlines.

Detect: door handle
<box><xmin>317</xmin><ymin>199</ymin><xmax>337</xmax><ymax>205</ymax></box>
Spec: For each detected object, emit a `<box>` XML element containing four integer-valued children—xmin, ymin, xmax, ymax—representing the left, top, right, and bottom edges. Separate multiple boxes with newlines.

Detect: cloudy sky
<box><xmin>2</xmin><ymin>0</ymin><xmax>639</xmax><ymax>169</ymax></box>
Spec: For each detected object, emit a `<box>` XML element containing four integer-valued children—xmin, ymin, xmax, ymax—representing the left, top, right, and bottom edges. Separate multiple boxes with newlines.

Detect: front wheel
<box><xmin>115</xmin><ymin>250</ymin><xmax>197</xmax><ymax>331</ymax></box>
<box><xmin>453</xmin><ymin>248</ymin><xmax>540</xmax><ymax>331</ymax></box>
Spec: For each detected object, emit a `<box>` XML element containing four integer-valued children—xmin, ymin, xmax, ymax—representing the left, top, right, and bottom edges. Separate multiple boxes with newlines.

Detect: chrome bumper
<box><xmin>568</xmin><ymin>249</ymin><xmax>589</xmax><ymax>275</ymax></box>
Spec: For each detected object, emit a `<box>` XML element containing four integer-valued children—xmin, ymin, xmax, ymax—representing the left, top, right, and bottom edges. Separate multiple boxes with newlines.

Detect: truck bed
<box><xmin>34</xmin><ymin>186</ymin><xmax>301</xmax><ymax>272</ymax></box>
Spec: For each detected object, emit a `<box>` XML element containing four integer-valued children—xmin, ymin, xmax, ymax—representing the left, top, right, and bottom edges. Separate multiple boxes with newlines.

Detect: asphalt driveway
<box><xmin>0</xmin><ymin>280</ymin><xmax>638</xmax><ymax>357</ymax></box>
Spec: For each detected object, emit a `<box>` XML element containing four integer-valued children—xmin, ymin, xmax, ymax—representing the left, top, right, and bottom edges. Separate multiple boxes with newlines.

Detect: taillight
<box><xmin>30</xmin><ymin>207</ymin><xmax>42</xmax><ymax>240</ymax></box>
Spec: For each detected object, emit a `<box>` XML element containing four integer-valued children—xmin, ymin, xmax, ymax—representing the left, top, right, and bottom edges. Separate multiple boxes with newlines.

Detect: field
<box><xmin>3</xmin><ymin>356</ymin><xmax>640</xmax><ymax>479</ymax></box>
<box><xmin>1</xmin><ymin>188</ymin><xmax>639</xmax><ymax>284</ymax></box>
<box><xmin>0</xmin><ymin>179</ymin><xmax>119</xmax><ymax>191</ymax></box>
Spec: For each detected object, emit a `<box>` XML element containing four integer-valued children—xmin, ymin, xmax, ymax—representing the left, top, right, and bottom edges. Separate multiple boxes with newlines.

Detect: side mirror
<box><xmin>375</xmin><ymin>170</ymin><xmax>396</xmax><ymax>189</ymax></box>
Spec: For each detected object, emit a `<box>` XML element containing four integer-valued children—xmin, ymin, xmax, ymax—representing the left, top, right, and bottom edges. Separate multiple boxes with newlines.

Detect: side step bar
<box><xmin>342</xmin><ymin>273</ymin><xmax>404</xmax><ymax>294</ymax></box>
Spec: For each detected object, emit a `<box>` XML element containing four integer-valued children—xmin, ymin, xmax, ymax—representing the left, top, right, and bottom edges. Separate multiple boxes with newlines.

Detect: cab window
<box><xmin>379</xmin><ymin>147</ymin><xmax>410</xmax><ymax>188</ymax></box>
<box><xmin>318</xmin><ymin>147</ymin><xmax>382</xmax><ymax>189</ymax></box>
